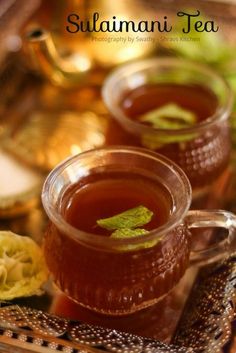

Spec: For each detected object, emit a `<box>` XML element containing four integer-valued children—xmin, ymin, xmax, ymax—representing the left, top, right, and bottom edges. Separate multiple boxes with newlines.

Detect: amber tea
<box><xmin>63</xmin><ymin>172</ymin><xmax>170</xmax><ymax>235</ymax></box>
<box><xmin>103</xmin><ymin>58</ymin><xmax>233</xmax><ymax>191</ymax></box>
<box><xmin>119</xmin><ymin>82</ymin><xmax>230</xmax><ymax>188</ymax></box>
<box><xmin>44</xmin><ymin>171</ymin><xmax>191</xmax><ymax>314</ymax></box>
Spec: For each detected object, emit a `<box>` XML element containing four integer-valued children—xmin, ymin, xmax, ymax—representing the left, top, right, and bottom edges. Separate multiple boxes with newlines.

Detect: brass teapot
<box><xmin>25</xmin><ymin>0</ymin><xmax>156</xmax><ymax>87</ymax></box>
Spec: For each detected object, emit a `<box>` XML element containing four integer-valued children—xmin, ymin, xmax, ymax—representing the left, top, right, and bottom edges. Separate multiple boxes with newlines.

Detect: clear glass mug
<box><xmin>102</xmin><ymin>58</ymin><xmax>233</xmax><ymax>194</ymax></box>
<box><xmin>42</xmin><ymin>147</ymin><xmax>236</xmax><ymax>315</ymax></box>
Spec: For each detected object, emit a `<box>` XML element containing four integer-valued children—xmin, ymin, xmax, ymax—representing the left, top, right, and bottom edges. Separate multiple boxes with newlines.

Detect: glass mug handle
<box><xmin>185</xmin><ymin>210</ymin><xmax>236</xmax><ymax>265</ymax></box>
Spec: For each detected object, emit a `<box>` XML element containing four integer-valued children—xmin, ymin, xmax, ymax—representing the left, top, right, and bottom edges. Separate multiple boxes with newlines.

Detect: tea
<box><xmin>105</xmin><ymin>83</ymin><xmax>231</xmax><ymax>189</ymax></box>
<box><xmin>44</xmin><ymin>171</ymin><xmax>190</xmax><ymax>315</ymax></box>
<box><xmin>122</xmin><ymin>83</ymin><xmax>217</xmax><ymax>123</ymax></box>
<box><xmin>62</xmin><ymin>172</ymin><xmax>170</xmax><ymax>235</ymax></box>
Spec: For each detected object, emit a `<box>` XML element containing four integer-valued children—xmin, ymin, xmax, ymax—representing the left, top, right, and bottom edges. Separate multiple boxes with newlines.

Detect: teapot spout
<box><xmin>26</xmin><ymin>28</ymin><xmax>94</xmax><ymax>88</ymax></box>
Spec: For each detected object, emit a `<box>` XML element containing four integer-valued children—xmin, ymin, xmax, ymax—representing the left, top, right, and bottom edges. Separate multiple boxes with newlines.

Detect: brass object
<box><xmin>3</xmin><ymin>110</ymin><xmax>108</xmax><ymax>172</ymax></box>
<box><xmin>25</xmin><ymin>23</ymin><xmax>155</xmax><ymax>87</ymax></box>
<box><xmin>24</xmin><ymin>1</ymin><xmax>157</xmax><ymax>87</ymax></box>
<box><xmin>26</xmin><ymin>28</ymin><xmax>98</xmax><ymax>88</ymax></box>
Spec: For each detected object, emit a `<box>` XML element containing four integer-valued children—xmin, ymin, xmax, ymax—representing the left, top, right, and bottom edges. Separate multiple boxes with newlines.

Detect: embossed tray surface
<box><xmin>1</xmin><ymin>1</ymin><xmax>236</xmax><ymax>352</ymax></box>
<box><xmin>0</xmin><ymin>302</ymin><xmax>193</xmax><ymax>353</ymax></box>
<box><xmin>0</xmin><ymin>252</ymin><xmax>235</xmax><ymax>353</ymax></box>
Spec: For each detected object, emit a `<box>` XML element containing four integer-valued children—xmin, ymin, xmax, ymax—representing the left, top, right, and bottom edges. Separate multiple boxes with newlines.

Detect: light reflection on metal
<box><xmin>70</xmin><ymin>144</ymin><xmax>82</xmax><ymax>156</ymax></box>
<box><xmin>26</xmin><ymin>28</ymin><xmax>95</xmax><ymax>88</ymax></box>
<box><xmin>3</xmin><ymin>111</ymin><xmax>108</xmax><ymax>172</ymax></box>
<box><xmin>25</xmin><ymin>1</ymin><xmax>157</xmax><ymax>87</ymax></box>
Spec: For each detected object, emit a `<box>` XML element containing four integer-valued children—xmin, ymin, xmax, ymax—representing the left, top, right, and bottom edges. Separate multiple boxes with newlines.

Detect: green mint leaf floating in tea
<box><xmin>140</xmin><ymin>103</ymin><xmax>197</xmax><ymax>149</ymax></box>
<box><xmin>0</xmin><ymin>231</ymin><xmax>48</xmax><ymax>300</ymax></box>
<box><xmin>97</xmin><ymin>205</ymin><xmax>153</xmax><ymax>230</ymax></box>
<box><xmin>111</xmin><ymin>228</ymin><xmax>158</xmax><ymax>251</ymax></box>
<box><xmin>111</xmin><ymin>228</ymin><xmax>148</xmax><ymax>238</ymax></box>
<box><xmin>97</xmin><ymin>207</ymin><xmax>159</xmax><ymax>250</ymax></box>
<box><xmin>142</xmin><ymin>132</ymin><xmax>197</xmax><ymax>150</ymax></box>
<box><xmin>139</xmin><ymin>103</ymin><xmax>196</xmax><ymax>129</ymax></box>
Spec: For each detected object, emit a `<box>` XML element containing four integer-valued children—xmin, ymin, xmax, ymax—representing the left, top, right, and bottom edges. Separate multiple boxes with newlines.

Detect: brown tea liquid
<box><xmin>62</xmin><ymin>172</ymin><xmax>172</xmax><ymax>236</ymax></box>
<box><xmin>121</xmin><ymin>83</ymin><xmax>218</xmax><ymax>123</ymax></box>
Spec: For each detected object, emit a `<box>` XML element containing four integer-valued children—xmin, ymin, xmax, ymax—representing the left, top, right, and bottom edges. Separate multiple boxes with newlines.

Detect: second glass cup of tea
<box><xmin>102</xmin><ymin>58</ymin><xmax>233</xmax><ymax>195</ymax></box>
<box><xmin>42</xmin><ymin>147</ymin><xmax>236</xmax><ymax>316</ymax></box>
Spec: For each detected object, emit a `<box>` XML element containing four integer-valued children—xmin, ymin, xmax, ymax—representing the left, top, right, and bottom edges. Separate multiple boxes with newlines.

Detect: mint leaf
<box><xmin>141</xmin><ymin>131</ymin><xmax>197</xmax><ymax>150</ymax></box>
<box><xmin>97</xmin><ymin>206</ymin><xmax>155</xmax><ymax>249</ymax></box>
<box><xmin>139</xmin><ymin>103</ymin><xmax>196</xmax><ymax>129</ymax></box>
<box><xmin>139</xmin><ymin>103</ymin><xmax>197</xmax><ymax>149</ymax></box>
<box><xmin>97</xmin><ymin>205</ymin><xmax>153</xmax><ymax>230</ymax></box>
<box><xmin>111</xmin><ymin>228</ymin><xmax>159</xmax><ymax>250</ymax></box>
<box><xmin>111</xmin><ymin>228</ymin><xmax>148</xmax><ymax>238</ymax></box>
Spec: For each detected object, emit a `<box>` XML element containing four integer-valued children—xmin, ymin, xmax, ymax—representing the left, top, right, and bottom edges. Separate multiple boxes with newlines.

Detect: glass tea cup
<box><xmin>42</xmin><ymin>147</ymin><xmax>236</xmax><ymax>316</ymax></box>
<box><xmin>102</xmin><ymin>58</ymin><xmax>233</xmax><ymax>194</ymax></box>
